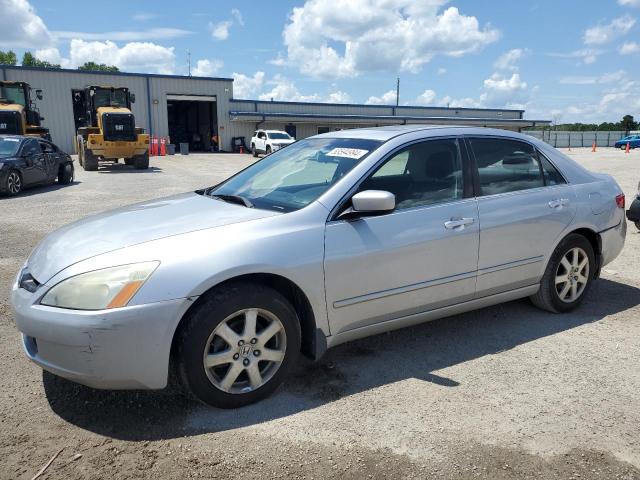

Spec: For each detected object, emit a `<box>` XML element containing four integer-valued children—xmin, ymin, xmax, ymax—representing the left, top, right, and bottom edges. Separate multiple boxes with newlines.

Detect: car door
<box><xmin>19</xmin><ymin>138</ymin><xmax>48</xmax><ymax>185</ymax></box>
<box><xmin>467</xmin><ymin>136</ymin><xmax>576</xmax><ymax>297</ymax></box>
<box><xmin>324</xmin><ymin>137</ymin><xmax>479</xmax><ymax>335</ymax></box>
<box><xmin>38</xmin><ymin>140</ymin><xmax>59</xmax><ymax>182</ymax></box>
<box><xmin>256</xmin><ymin>131</ymin><xmax>266</xmax><ymax>152</ymax></box>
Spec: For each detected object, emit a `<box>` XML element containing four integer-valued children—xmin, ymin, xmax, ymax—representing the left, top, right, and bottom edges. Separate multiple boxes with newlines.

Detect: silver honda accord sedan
<box><xmin>12</xmin><ymin>126</ymin><xmax>626</xmax><ymax>408</ymax></box>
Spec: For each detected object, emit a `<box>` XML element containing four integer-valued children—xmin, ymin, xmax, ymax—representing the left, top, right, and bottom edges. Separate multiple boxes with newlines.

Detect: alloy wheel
<box><xmin>7</xmin><ymin>172</ymin><xmax>21</xmax><ymax>194</ymax></box>
<box><xmin>555</xmin><ymin>247</ymin><xmax>589</xmax><ymax>303</ymax></box>
<box><xmin>202</xmin><ymin>308</ymin><xmax>287</xmax><ymax>394</ymax></box>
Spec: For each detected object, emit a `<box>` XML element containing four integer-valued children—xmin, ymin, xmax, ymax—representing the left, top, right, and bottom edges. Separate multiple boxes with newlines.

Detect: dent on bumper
<box><xmin>600</xmin><ymin>219</ymin><xmax>626</xmax><ymax>267</ymax></box>
<box><xmin>12</xmin><ymin>286</ymin><xmax>193</xmax><ymax>390</ymax></box>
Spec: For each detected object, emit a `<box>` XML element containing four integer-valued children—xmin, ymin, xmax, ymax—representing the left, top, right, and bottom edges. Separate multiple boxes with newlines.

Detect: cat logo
<box><xmin>115</xmin><ymin>124</ymin><xmax>124</xmax><ymax>131</ymax></box>
<box><xmin>0</xmin><ymin>123</ymin><xmax>7</xmax><ymax>130</ymax></box>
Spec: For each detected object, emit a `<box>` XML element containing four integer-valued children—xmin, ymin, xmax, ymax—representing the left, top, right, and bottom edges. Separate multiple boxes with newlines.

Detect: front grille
<box><xmin>0</xmin><ymin>110</ymin><xmax>22</xmax><ymax>135</ymax></box>
<box><xmin>102</xmin><ymin>112</ymin><xmax>136</xmax><ymax>141</ymax></box>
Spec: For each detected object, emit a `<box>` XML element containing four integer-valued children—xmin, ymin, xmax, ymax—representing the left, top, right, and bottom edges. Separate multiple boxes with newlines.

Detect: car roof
<box><xmin>312</xmin><ymin>125</ymin><xmax>536</xmax><ymax>142</ymax></box>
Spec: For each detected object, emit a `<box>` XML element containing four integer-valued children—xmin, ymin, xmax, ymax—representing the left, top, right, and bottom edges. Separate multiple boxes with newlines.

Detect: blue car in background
<box><xmin>614</xmin><ymin>135</ymin><xmax>640</xmax><ymax>149</ymax></box>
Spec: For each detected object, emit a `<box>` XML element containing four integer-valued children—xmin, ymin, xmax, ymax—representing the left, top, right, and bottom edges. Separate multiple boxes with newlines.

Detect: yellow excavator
<box><xmin>72</xmin><ymin>85</ymin><xmax>149</xmax><ymax>171</ymax></box>
<box><xmin>0</xmin><ymin>81</ymin><xmax>50</xmax><ymax>139</ymax></box>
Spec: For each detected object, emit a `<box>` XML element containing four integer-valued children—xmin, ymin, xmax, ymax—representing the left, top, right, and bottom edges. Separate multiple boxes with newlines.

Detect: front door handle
<box><xmin>444</xmin><ymin>217</ymin><xmax>475</xmax><ymax>230</ymax></box>
<box><xmin>548</xmin><ymin>198</ymin><xmax>570</xmax><ymax>208</ymax></box>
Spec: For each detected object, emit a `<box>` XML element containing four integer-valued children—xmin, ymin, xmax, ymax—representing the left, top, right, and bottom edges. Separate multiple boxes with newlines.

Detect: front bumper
<box><xmin>86</xmin><ymin>133</ymin><xmax>149</xmax><ymax>159</ymax></box>
<box><xmin>12</xmin><ymin>282</ymin><xmax>191</xmax><ymax>390</ymax></box>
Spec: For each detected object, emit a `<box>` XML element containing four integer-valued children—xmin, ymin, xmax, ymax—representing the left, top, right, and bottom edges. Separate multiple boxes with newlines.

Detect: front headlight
<box><xmin>40</xmin><ymin>261</ymin><xmax>159</xmax><ymax>310</ymax></box>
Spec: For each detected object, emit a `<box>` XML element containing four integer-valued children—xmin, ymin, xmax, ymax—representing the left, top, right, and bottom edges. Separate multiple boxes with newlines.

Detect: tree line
<box><xmin>527</xmin><ymin>115</ymin><xmax>638</xmax><ymax>132</ymax></box>
<box><xmin>0</xmin><ymin>50</ymin><xmax>119</xmax><ymax>72</ymax></box>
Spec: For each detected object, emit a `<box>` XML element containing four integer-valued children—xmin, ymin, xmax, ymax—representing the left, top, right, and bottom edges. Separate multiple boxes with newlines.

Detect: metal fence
<box><xmin>526</xmin><ymin>130</ymin><xmax>628</xmax><ymax>148</ymax></box>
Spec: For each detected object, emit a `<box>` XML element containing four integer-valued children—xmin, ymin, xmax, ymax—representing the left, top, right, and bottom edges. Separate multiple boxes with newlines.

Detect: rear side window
<box><xmin>537</xmin><ymin>151</ymin><xmax>566</xmax><ymax>186</ymax></box>
<box><xmin>470</xmin><ymin>138</ymin><xmax>543</xmax><ymax>196</ymax></box>
<box><xmin>39</xmin><ymin>141</ymin><xmax>55</xmax><ymax>153</ymax></box>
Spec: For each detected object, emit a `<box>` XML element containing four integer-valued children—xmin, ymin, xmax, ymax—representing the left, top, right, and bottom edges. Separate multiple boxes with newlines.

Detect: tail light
<box><xmin>616</xmin><ymin>193</ymin><xmax>625</xmax><ymax>209</ymax></box>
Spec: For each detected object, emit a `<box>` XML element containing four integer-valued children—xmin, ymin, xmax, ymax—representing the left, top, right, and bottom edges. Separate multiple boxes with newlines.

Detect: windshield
<box><xmin>209</xmin><ymin>137</ymin><xmax>382</xmax><ymax>212</ymax></box>
<box><xmin>268</xmin><ymin>132</ymin><xmax>291</xmax><ymax>140</ymax></box>
<box><xmin>0</xmin><ymin>137</ymin><xmax>21</xmax><ymax>157</ymax></box>
<box><xmin>93</xmin><ymin>89</ymin><xmax>128</xmax><ymax>108</ymax></box>
<box><xmin>0</xmin><ymin>84</ymin><xmax>26</xmax><ymax>107</ymax></box>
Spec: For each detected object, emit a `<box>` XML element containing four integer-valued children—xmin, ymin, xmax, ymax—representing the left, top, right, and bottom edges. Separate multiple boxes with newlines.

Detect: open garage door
<box><xmin>167</xmin><ymin>94</ymin><xmax>218</xmax><ymax>152</ymax></box>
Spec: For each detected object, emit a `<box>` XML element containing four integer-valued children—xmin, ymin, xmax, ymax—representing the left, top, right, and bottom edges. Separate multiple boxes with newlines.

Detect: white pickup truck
<box><xmin>250</xmin><ymin>129</ymin><xmax>295</xmax><ymax>157</ymax></box>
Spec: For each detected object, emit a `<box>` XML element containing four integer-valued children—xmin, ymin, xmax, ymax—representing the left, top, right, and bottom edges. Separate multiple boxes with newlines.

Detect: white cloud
<box><xmin>558</xmin><ymin>79</ymin><xmax>640</xmax><ymax>122</ymax></box>
<box><xmin>494</xmin><ymin>48</ymin><xmax>528</xmax><ymax>70</ymax></box>
<box><xmin>279</xmin><ymin>0</ymin><xmax>499</xmax><ymax>79</ymax></box>
<box><xmin>132</xmin><ymin>13</ymin><xmax>158</xmax><ymax>21</ymax></box>
<box><xmin>583</xmin><ymin>15</ymin><xmax>636</xmax><ymax>45</ymax></box>
<box><xmin>34</xmin><ymin>47</ymin><xmax>71</xmax><ymax>68</ymax></box>
<box><xmin>548</xmin><ymin>48</ymin><xmax>604</xmax><ymax>65</ymax></box>
<box><xmin>231</xmin><ymin>8</ymin><xmax>244</xmax><ymax>26</ymax></box>
<box><xmin>0</xmin><ymin>0</ymin><xmax>52</xmax><ymax>48</ymax></box>
<box><xmin>56</xmin><ymin>39</ymin><xmax>176</xmax><ymax>74</ymax></box>
<box><xmin>619</xmin><ymin>0</ymin><xmax>640</xmax><ymax>7</ymax></box>
<box><xmin>210</xmin><ymin>20</ymin><xmax>232</xmax><ymax>40</ymax></box>
<box><xmin>620</xmin><ymin>41</ymin><xmax>640</xmax><ymax>54</ymax></box>
<box><xmin>415</xmin><ymin>89</ymin><xmax>437</xmax><ymax>105</ymax></box>
<box><xmin>53</xmin><ymin>28</ymin><xmax>192</xmax><ymax>41</ymax></box>
<box><xmin>365</xmin><ymin>90</ymin><xmax>398</xmax><ymax>105</ymax></box>
<box><xmin>258</xmin><ymin>75</ymin><xmax>322</xmax><ymax>102</ymax></box>
<box><xmin>233</xmin><ymin>71</ymin><xmax>266</xmax><ymax>98</ymax></box>
<box><xmin>326</xmin><ymin>90</ymin><xmax>352</xmax><ymax>103</ymax></box>
<box><xmin>437</xmin><ymin>67</ymin><xmax>447</xmax><ymax>75</ymax></box>
<box><xmin>192</xmin><ymin>59</ymin><xmax>224</xmax><ymax>77</ymax></box>
<box><xmin>559</xmin><ymin>70</ymin><xmax>627</xmax><ymax>85</ymax></box>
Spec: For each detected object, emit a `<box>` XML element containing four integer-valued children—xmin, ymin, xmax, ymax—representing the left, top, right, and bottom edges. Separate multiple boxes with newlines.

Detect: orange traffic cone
<box><xmin>592</xmin><ymin>141</ymin><xmax>596</xmax><ymax>153</ymax></box>
<box><xmin>239</xmin><ymin>146</ymin><xmax>244</xmax><ymax>154</ymax></box>
<box><xmin>626</xmin><ymin>142</ymin><xmax>631</xmax><ymax>154</ymax></box>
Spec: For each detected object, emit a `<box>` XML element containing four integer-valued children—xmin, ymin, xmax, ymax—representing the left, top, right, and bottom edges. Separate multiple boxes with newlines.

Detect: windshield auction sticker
<box><xmin>326</xmin><ymin>148</ymin><xmax>369</xmax><ymax>159</ymax></box>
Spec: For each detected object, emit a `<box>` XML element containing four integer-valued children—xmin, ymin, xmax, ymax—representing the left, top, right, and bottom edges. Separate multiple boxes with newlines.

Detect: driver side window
<box><xmin>359</xmin><ymin>138</ymin><xmax>464</xmax><ymax>210</ymax></box>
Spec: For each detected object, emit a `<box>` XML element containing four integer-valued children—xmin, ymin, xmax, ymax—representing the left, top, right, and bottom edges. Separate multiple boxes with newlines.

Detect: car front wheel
<box><xmin>530</xmin><ymin>233</ymin><xmax>595</xmax><ymax>313</ymax></box>
<box><xmin>5</xmin><ymin>170</ymin><xmax>22</xmax><ymax>196</ymax></box>
<box><xmin>176</xmin><ymin>283</ymin><xmax>301</xmax><ymax>408</ymax></box>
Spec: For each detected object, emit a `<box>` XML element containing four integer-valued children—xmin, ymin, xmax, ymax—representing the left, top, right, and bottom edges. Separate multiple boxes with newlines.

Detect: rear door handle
<box><xmin>444</xmin><ymin>217</ymin><xmax>475</xmax><ymax>229</ymax></box>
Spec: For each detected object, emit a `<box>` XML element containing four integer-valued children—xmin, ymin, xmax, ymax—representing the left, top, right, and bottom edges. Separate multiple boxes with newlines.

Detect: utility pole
<box><xmin>396</xmin><ymin>76</ymin><xmax>400</xmax><ymax>107</ymax></box>
<box><xmin>187</xmin><ymin>50</ymin><xmax>191</xmax><ymax>77</ymax></box>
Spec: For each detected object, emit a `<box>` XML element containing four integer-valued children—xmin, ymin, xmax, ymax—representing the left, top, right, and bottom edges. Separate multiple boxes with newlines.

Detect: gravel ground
<box><xmin>1</xmin><ymin>148</ymin><xmax>639</xmax><ymax>479</ymax></box>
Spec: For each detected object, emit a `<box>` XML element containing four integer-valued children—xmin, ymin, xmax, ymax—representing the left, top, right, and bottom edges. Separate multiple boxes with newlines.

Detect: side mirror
<box><xmin>36</xmin><ymin>89</ymin><xmax>43</xmax><ymax>100</ymax></box>
<box><xmin>339</xmin><ymin>190</ymin><xmax>395</xmax><ymax>219</ymax></box>
<box><xmin>130</xmin><ymin>93</ymin><xmax>136</xmax><ymax>104</ymax></box>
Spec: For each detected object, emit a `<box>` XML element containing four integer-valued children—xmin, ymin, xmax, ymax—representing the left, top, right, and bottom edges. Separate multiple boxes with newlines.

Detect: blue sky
<box><xmin>3</xmin><ymin>0</ymin><xmax>640</xmax><ymax>122</ymax></box>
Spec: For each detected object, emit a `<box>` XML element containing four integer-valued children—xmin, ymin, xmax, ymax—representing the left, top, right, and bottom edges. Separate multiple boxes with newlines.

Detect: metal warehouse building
<box><xmin>1</xmin><ymin>66</ymin><xmax>550</xmax><ymax>153</ymax></box>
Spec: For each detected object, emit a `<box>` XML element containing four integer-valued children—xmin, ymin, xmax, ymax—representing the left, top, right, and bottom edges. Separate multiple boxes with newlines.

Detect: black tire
<box><xmin>266</xmin><ymin>146</ymin><xmax>272</xmax><ymax>155</ymax></box>
<box><xmin>176</xmin><ymin>283</ymin><xmax>301</xmax><ymax>408</ymax></box>
<box><xmin>635</xmin><ymin>221</ymin><xmax>640</xmax><ymax>231</ymax></box>
<box><xmin>4</xmin><ymin>170</ymin><xmax>22</xmax><ymax>196</ymax></box>
<box><xmin>530</xmin><ymin>233</ymin><xmax>596</xmax><ymax>313</ymax></box>
<box><xmin>124</xmin><ymin>158</ymin><xmax>134</xmax><ymax>166</ymax></box>
<box><xmin>133</xmin><ymin>151</ymin><xmax>149</xmax><ymax>170</ymax></box>
<box><xmin>83</xmin><ymin>144</ymin><xmax>99</xmax><ymax>171</ymax></box>
<box><xmin>251</xmin><ymin>144</ymin><xmax>258</xmax><ymax>157</ymax></box>
<box><xmin>57</xmin><ymin>162</ymin><xmax>73</xmax><ymax>185</ymax></box>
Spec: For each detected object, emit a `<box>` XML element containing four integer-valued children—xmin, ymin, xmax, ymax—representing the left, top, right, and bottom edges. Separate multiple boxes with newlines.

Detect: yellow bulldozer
<box><xmin>72</xmin><ymin>85</ymin><xmax>149</xmax><ymax>171</ymax></box>
<box><xmin>0</xmin><ymin>81</ymin><xmax>50</xmax><ymax>139</ymax></box>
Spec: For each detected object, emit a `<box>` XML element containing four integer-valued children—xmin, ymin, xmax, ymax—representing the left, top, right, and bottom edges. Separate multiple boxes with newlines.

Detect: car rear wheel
<box><xmin>266</xmin><ymin>146</ymin><xmax>272</xmax><ymax>155</ymax></box>
<box><xmin>5</xmin><ymin>170</ymin><xmax>22</xmax><ymax>196</ymax></box>
<box><xmin>530</xmin><ymin>233</ymin><xmax>595</xmax><ymax>313</ymax></box>
<box><xmin>176</xmin><ymin>283</ymin><xmax>301</xmax><ymax>408</ymax></box>
<box><xmin>58</xmin><ymin>162</ymin><xmax>74</xmax><ymax>184</ymax></box>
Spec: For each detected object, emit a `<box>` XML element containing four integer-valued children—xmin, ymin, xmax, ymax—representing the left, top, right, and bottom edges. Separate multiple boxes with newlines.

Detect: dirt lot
<box><xmin>1</xmin><ymin>148</ymin><xmax>639</xmax><ymax>479</ymax></box>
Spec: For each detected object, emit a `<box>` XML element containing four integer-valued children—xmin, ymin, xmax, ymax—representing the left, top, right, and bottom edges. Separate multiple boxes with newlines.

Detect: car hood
<box><xmin>27</xmin><ymin>192</ymin><xmax>280</xmax><ymax>283</ymax></box>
